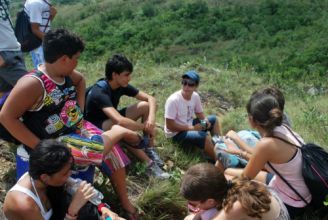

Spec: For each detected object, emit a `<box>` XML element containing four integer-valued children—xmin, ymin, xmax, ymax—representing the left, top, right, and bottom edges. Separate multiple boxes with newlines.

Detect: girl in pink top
<box><xmin>239</xmin><ymin>93</ymin><xmax>310</xmax><ymax>218</ymax></box>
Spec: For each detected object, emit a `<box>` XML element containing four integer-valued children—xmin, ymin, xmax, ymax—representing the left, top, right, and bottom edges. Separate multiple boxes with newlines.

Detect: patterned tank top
<box><xmin>23</xmin><ymin>70</ymin><xmax>84</xmax><ymax>139</ymax></box>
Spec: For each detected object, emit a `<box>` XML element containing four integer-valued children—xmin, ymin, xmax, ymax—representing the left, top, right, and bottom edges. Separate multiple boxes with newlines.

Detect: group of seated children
<box><xmin>177</xmin><ymin>76</ymin><xmax>312</xmax><ymax>219</ymax></box>
<box><xmin>0</xmin><ymin>28</ymin><xmax>312</xmax><ymax>220</ymax></box>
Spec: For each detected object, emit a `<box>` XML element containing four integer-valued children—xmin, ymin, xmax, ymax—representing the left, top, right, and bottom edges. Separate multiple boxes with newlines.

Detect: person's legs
<box><xmin>0</xmin><ymin>51</ymin><xmax>27</xmax><ymax>98</ymax></box>
<box><xmin>206</xmin><ymin>115</ymin><xmax>221</xmax><ymax>136</ymax></box>
<box><xmin>102</xmin><ymin>124</ymin><xmax>140</xmax><ymax>155</ymax></box>
<box><xmin>173</xmin><ymin>130</ymin><xmax>215</xmax><ymax>160</ymax></box>
<box><xmin>108</xmin><ymin>167</ymin><xmax>137</xmax><ymax>214</ymax></box>
<box><xmin>71</xmin><ymin>121</ymin><xmax>137</xmax><ymax>218</ymax></box>
<box><xmin>224</xmin><ymin>168</ymin><xmax>268</xmax><ymax>183</ymax></box>
<box><xmin>30</xmin><ymin>46</ymin><xmax>45</xmax><ymax>69</ymax></box>
<box><xmin>124</xmin><ymin>101</ymin><xmax>156</xmax><ymax>142</ymax></box>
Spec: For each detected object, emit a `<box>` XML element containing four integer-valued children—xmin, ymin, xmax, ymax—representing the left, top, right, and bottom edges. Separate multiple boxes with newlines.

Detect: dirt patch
<box><xmin>0</xmin><ymin>140</ymin><xmax>16</xmax><ymax>215</ymax></box>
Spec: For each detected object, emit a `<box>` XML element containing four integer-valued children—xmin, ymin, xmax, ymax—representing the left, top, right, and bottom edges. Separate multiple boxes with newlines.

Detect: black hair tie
<box><xmin>227</xmin><ymin>180</ymin><xmax>233</xmax><ymax>189</ymax></box>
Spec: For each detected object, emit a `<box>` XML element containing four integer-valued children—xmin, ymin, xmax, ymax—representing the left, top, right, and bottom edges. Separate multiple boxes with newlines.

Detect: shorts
<box><xmin>0</xmin><ymin>50</ymin><xmax>27</xmax><ymax>92</ymax></box>
<box><xmin>60</xmin><ymin>120</ymin><xmax>130</xmax><ymax>177</ymax></box>
<box><xmin>93</xmin><ymin>107</ymin><xmax>127</xmax><ymax>129</ymax></box>
<box><xmin>172</xmin><ymin>115</ymin><xmax>217</xmax><ymax>149</ymax></box>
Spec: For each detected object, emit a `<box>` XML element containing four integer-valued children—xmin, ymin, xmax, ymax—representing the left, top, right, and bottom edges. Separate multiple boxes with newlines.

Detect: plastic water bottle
<box><xmin>66</xmin><ymin>177</ymin><xmax>104</xmax><ymax>205</ymax></box>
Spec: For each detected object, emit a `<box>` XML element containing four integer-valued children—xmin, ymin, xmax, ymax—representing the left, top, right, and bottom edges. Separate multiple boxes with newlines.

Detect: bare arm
<box><xmin>70</xmin><ymin>69</ymin><xmax>86</xmax><ymax>112</ymax></box>
<box><xmin>49</xmin><ymin>6</ymin><xmax>57</xmax><ymax>20</ymax></box>
<box><xmin>30</xmin><ymin>23</ymin><xmax>44</xmax><ymax>40</ymax></box>
<box><xmin>135</xmin><ymin>91</ymin><xmax>156</xmax><ymax>133</ymax></box>
<box><xmin>165</xmin><ymin>118</ymin><xmax>202</xmax><ymax>132</ymax></box>
<box><xmin>0</xmin><ymin>77</ymin><xmax>43</xmax><ymax>149</ymax></box>
<box><xmin>102</xmin><ymin>107</ymin><xmax>144</xmax><ymax>131</ymax></box>
<box><xmin>242</xmin><ymin>140</ymin><xmax>271</xmax><ymax>179</ymax></box>
<box><xmin>226</xmin><ymin>130</ymin><xmax>255</xmax><ymax>154</ymax></box>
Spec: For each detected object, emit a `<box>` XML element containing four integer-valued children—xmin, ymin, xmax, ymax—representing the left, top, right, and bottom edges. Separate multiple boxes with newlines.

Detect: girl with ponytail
<box><xmin>226</xmin><ymin>92</ymin><xmax>311</xmax><ymax>218</ymax></box>
<box><xmin>181</xmin><ymin>163</ymin><xmax>289</xmax><ymax>220</ymax></box>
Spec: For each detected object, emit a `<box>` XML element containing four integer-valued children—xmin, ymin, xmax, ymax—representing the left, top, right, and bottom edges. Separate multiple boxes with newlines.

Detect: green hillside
<box><xmin>50</xmin><ymin>0</ymin><xmax>328</xmax><ymax>88</ymax></box>
<box><xmin>5</xmin><ymin>0</ymin><xmax>328</xmax><ymax>219</ymax></box>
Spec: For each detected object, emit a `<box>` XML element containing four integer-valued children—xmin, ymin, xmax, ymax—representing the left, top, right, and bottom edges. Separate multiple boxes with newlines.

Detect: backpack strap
<box><xmin>283</xmin><ymin>124</ymin><xmax>304</xmax><ymax>146</ymax></box>
<box><xmin>267</xmin><ymin>162</ymin><xmax>309</xmax><ymax>205</ymax></box>
<box><xmin>2</xmin><ymin>0</ymin><xmax>14</xmax><ymax>29</ymax></box>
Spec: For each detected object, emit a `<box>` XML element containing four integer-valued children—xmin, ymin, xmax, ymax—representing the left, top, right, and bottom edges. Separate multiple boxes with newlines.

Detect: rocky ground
<box><xmin>0</xmin><ymin>140</ymin><xmax>16</xmax><ymax>218</ymax></box>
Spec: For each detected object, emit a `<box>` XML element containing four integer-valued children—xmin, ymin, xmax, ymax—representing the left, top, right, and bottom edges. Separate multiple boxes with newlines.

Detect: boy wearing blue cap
<box><xmin>164</xmin><ymin>70</ymin><xmax>221</xmax><ymax>160</ymax></box>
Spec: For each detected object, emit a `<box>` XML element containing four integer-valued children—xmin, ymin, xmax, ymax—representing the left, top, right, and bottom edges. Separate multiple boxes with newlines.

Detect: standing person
<box><xmin>85</xmin><ymin>54</ymin><xmax>165</xmax><ymax>168</ymax></box>
<box><xmin>24</xmin><ymin>0</ymin><xmax>57</xmax><ymax>68</ymax></box>
<box><xmin>0</xmin><ymin>29</ymin><xmax>140</xmax><ymax>220</ymax></box>
<box><xmin>3</xmin><ymin>139</ymin><xmax>124</xmax><ymax>220</ymax></box>
<box><xmin>228</xmin><ymin>92</ymin><xmax>311</xmax><ymax>218</ymax></box>
<box><xmin>164</xmin><ymin>70</ymin><xmax>221</xmax><ymax>161</ymax></box>
<box><xmin>181</xmin><ymin>163</ymin><xmax>290</xmax><ymax>220</ymax></box>
<box><xmin>0</xmin><ymin>0</ymin><xmax>27</xmax><ymax>103</ymax></box>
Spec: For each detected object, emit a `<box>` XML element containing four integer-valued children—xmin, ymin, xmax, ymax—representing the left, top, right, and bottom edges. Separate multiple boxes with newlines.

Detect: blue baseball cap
<box><xmin>182</xmin><ymin>70</ymin><xmax>200</xmax><ymax>84</ymax></box>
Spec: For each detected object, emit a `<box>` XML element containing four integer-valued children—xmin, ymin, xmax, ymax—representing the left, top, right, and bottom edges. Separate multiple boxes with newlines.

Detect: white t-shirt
<box><xmin>25</xmin><ymin>0</ymin><xmax>51</xmax><ymax>33</ymax></box>
<box><xmin>164</xmin><ymin>90</ymin><xmax>203</xmax><ymax>138</ymax></box>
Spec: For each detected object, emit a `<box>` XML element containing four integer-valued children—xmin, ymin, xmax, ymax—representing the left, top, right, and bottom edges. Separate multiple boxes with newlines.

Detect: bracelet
<box><xmin>98</xmin><ymin>203</ymin><xmax>111</xmax><ymax>213</ymax></box>
<box><xmin>65</xmin><ymin>212</ymin><xmax>77</xmax><ymax>220</ymax></box>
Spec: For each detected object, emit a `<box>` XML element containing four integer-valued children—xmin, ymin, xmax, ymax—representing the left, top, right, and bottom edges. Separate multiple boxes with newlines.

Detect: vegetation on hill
<box><xmin>4</xmin><ymin>0</ymin><xmax>327</xmax><ymax>219</ymax></box>
<box><xmin>50</xmin><ymin>0</ymin><xmax>328</xmax><ymax>89</ymax></box>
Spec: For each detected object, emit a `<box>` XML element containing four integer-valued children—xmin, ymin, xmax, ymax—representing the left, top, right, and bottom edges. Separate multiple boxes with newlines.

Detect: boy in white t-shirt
<box><xmin>24</xmin><ymin>0</ymin><xmax>56</xmax><ymax>68</ymax></box>
<box><xmin>164</xmin><ymin>70</ymin><xmax>221</xmax><ymax>161</ymax></box>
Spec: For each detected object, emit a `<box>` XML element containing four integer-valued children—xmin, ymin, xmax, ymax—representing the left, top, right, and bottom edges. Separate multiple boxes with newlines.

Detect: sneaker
<box><xmin>145</xmin><ymin>147</ymin><xmax>165</xmax><ymax>168</ymax></box>
<box><xmin>214</xmin><ymin>143</ymin><xmax>239</xmax><ymax>169</ymax></box>
<box><xmin>211</xmin><ymin>135</ymin><xmax>224</xmax><ymax>145</ymax></box>
<box><xmin>146</xmin><ymin>162</ymin><xmax>170</xmax><ymax>179</ymax></box>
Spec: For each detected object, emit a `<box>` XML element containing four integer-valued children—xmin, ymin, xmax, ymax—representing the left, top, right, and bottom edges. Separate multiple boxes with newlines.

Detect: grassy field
<box><xmin>74</xmin><ymin>59</ymin><xmax>327</xmax><ymax>219</ymax></box>
<box><xmin>7</xmin><ymin>0</ymin><xmax>328</xmax><ymax>219</ymax></box>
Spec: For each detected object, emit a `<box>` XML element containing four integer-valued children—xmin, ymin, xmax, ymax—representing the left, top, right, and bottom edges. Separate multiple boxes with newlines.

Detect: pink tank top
<box><xmin>265</xmin><ymin>125</ymin><xmax>311</xmax><ymax>207</ymax></box>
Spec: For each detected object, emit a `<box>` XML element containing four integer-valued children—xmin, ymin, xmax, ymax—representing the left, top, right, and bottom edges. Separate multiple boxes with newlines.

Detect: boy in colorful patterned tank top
<box><xmin>0</xmin><ymin>29</ymin><xmax>141</xmax><ymax>217</ymax></box>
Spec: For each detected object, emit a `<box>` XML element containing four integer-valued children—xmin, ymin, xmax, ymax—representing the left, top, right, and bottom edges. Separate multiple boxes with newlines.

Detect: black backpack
<box><xmin>14</xmin><ymin>1</ymin><xmax>51</xmax><ymax>52</ymax></box>
<box><xmin>269</xmin><ymin>126</ymin><xmax>328</xmax><ymax>208</ymax></box>
<box><xmin>14</xmin><ymin>9</ymin><xmax>42</xmax><ymax>52</ymax></box>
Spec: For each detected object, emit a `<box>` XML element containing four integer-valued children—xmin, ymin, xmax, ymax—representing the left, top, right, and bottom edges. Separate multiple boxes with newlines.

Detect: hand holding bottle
<box><xmin>68</xmin><ymin>181</ymin><xmax>95</xmax><ymax>216</ymax></box>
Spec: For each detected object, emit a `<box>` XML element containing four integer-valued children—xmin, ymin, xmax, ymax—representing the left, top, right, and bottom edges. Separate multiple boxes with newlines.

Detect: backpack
<box><xmin>84</xmin><ymin>79</ymin><xmax>108</xmax><ymax>118</ymax></box>
<box><xmin>14</xmin><ymin>1</ymin><xmax>51</xmax><ymax>52</ymax></box>
<box><xmin>269</xmin><ymin>126</ymin><xmax>328</xmax><ymax>208</ymax></box>
<box><xmin>14</xmin><ymin>9</ymin><xmax>42</xmax><ymax>52</ymax></box>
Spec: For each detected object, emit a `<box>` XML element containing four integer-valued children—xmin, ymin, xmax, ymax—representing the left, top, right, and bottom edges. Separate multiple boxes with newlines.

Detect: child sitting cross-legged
<box><xmin>180</xmin><ymin>163</ymin><xmax>290</xmax><ymax>220</ymax></box>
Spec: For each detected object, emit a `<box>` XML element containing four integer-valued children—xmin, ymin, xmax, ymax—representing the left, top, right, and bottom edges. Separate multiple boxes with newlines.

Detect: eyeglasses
<box><xmin>181</xmin><ymin>79</ymin><xmax>196</xmax><ymax>87</ymax></box>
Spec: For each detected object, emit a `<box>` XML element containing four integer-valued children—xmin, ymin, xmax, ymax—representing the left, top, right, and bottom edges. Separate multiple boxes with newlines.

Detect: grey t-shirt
<box><xmin>0</xmin><ymin>0</ymin><xmax>20</xmax><ymax>51</ymax></box>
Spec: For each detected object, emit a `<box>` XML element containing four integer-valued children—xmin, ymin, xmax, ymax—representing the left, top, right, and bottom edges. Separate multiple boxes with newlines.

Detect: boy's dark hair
<box><xmin>43</xmin><ymin>29</ymin><xmax>84</xmax><ymax>64</ymax></box>
<box><xmin>105</xmin><ymin>54</ymin><xmax>133</xmax><ymax>80</ymax></box>
<box><xmin>29</xmin><ymin>139</ymin><xmax>72</xmax><ymax>180</ymax></box>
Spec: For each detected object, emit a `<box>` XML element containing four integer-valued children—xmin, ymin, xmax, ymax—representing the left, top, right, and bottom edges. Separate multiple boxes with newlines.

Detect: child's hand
<box><xmin>226</xmin><ymin>130</ymin><xmax>239</xmax><ymax>142</ymax></box>
<box><xmin>101</xmin><ymin>207</ymin><xmax>126</xmax><ymax>220</ymax></box>
<box><xmin>68</xmin><ymin>181</ymin><xmax>95</xmax><ymax>216</ymax></box>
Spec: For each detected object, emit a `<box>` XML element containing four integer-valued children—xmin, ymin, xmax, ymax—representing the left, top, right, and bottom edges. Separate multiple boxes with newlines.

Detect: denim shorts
<box><xmin>0</xmin><ymin>50</ymin><xmax>27</xmax><ymax>92</ymax></box>
<box><xmin>172</xmin><ymin>115</ymin><xmax>217</xmax><ymax>149</ymax></box>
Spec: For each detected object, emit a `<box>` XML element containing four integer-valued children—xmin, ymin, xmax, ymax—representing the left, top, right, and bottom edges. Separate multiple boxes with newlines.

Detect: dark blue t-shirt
<box><xmin>85</xmin><ymin>79</ymin><xmax>139</xmax><ymax>127</ymax></box>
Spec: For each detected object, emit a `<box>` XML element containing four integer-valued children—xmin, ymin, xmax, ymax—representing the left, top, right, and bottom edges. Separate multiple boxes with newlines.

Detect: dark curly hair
<box><xmin>105</xmin><ymin>54</ymin><xmax>133</xmax><ymax>80</ymax></box>
<box><xmin>43</xmin><ymin>28</ymin><xmax>84</xmax><ymax>63</ymax></box>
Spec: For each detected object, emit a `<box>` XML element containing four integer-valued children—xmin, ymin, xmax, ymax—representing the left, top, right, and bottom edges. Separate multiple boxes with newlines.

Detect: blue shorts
<box><xmin>172</xmin><ymin>115</ymin><xmax>217</xmax><ymax>149</ymax></box>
